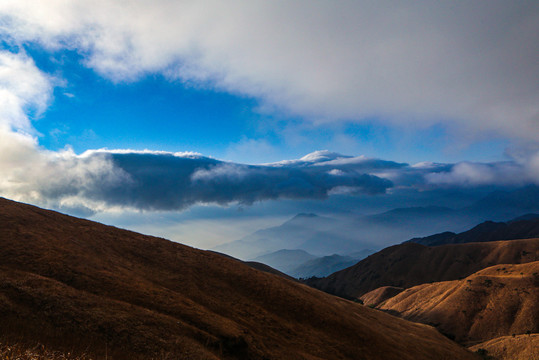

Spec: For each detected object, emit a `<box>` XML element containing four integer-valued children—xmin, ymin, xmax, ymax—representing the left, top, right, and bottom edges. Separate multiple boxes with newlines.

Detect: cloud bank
<box><xmin>1</xmin><ymin>0</ymin><xmax>538</xmax><ymax>140</ymax></box>
<box><xmin>2</xmin><ymin>141</ymin><xmax>539</xmax><ymax>215</ymax></box>
<box><xmin>0</xmin><ymin>4</ymin><xmax>538</xmax><ymax>215</ymax></box>
<box><xmin>0</xmin><ymin>52</ymin><xmax>537</xmax><ymax>214</ymax></box>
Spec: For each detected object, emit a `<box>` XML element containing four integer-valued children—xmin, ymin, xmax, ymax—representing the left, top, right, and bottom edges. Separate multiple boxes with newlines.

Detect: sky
<box><xmin>0</xmin><ymin>1</ymin><xmax>538</xmax><ymax>249</ymax></box>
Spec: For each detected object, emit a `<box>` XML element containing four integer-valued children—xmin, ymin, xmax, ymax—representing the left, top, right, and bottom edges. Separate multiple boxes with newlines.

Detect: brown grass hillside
<box><xmin>377</xmin><ymin>262</ymin><xmax>539</xmax><ymax>344</ymax></box>
<box><xmin>0</xmin><ymin>198</ymin><xmax>478</xmax><ymax>360</ymax></box>
<box><xmin>469</xmin><ymin>334</ymin><xmax>539</xmax><ymax>360</ymax></box>
<box><xmin>360</xmin><ymin>286</ymin><xmax>404</xmax><ymax>308</ymax></box>
<box><xmin>306</xmin><ymin>239</ymin><xmax>539</xmax><ymax>299</ymax></box>
<box><xmin>0</xmin><ymin>341</ymin><xmax>94</xmax><ymax>359</ymax></box>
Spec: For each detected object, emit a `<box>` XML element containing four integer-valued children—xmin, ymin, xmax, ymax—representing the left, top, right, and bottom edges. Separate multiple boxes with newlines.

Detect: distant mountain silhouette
<box><xmin>214</xmin><ymin>185</ymin><xmax>539</xmax><ymax>260</ymax></box>
<box><xmin>207</xmin><ymin>250</ymin><xmax>296</xmax><ymax>280</ymax></box>
<box><xmin>468</xmin><ymin>185</ymin><xmax>539</xmax><ymax>215</ymax></box>
<box><xmin>458</xmin><ymin>185</ymin><xmax>539</xmax><ymax>224</ymax></box>
<box><xmin>253</xmin><ymin>249</ymin><xmax>317</xmax><ymax>273</ymax></box>
<box><xmin>511</xmin><ymin>213</ymin><xmax>539</xmax><ymax>221</ymax></box>
<box><xmin>213</xmin><ymin>212</ymin><xmax>370</xmax><ymax>259</ymax></box>
<box><xmin>213</xmin><ymin>207</ymin><xmax>473</xmax><ymax>260</ymax></box>
<box><xmin>0</xmin><ymin>197</ymin><xmax>476</xmax><ymax>360</ymax></box>
<box><xmin>363</xmin><ymin>206</ymin><xmax>456</xmax><ymax>225</ymax></box>
<box><xmin>250</xmin><ymin>248</ymin><xmax>374</xmax><ymax>279</ymax></box>
<box><xmin>407</xmin><ymin>216</ymin><xmax>539</xmax><ymax>246</ymax></box>
<box><xmin>290</xmin><ymin>254</ymin><xmax>362</xmax><ymax>278</ymax></box>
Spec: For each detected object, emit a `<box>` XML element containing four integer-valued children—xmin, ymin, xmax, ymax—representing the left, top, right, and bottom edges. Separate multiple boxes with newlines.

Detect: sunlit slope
<box><xmin>378</xmin><ymin>262</ymin><xmax>539</xmax><ymax>344</ymax></box>
<box><xmin>469</xmin><ymin>334</ymin><xmax>539</xmax><ymax>360</ymax></box>
<box><xmin>360</xmin><ymin>286</ymin><xmax>404</xmax><ymax>308</ymax></box>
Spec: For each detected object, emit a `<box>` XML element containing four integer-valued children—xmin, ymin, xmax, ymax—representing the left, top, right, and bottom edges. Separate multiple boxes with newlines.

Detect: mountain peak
<box><xmin>299</xmin><ymin>150</ymin><xmax>351</xmax><ymax>163</ymax></box>
<box><xmin>293</xmin><ymin>212</ymin><xmax>319</xmax><ymax>219</ymax></box>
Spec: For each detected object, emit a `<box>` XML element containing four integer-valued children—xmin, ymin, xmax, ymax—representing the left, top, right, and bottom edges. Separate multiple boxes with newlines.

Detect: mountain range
<box><xmin>0</xmin><ymin>197</ymin><xmax>477</xmax><ymax>359</ymax></box>
<box><xmin>406</xmin><ymin>214</ymin><xmax>539</xmax><ymax>246</ymax></box>
<box><xmin>305</xmin><ymin>238</ymin><xmax>539</xmax><ymax>300</ymax></box>
<box><xmin>252</xmin><ymin>248</ymin><xmax>374</xmax><ymax>278</ymax></box>
<box><xmin>214</xmin><ymin>186</ymin><xmax>539</xmax><ymax>262</ymax></box>
<box><xmin>301</xmin><ymin>212</ymin><xmax>539</xmax><ymax>359</ymax></box>
<box><xmin>213</xmin><ymin>213</ymin><xmax>365</xmax><ymax>259</ymax></box>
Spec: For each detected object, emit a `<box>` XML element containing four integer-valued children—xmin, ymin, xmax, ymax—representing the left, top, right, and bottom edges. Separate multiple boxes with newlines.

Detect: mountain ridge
<box><xmin>305</xmin><ymin>238</ymin><xmax>539</xmax><ymax>299</ymax></box>
<box><xmin>406</xmin><ymin>216</ymin><xmax>539</xmax><ymax>246</ymax></box>
<box><xmin>214</xmin><ymin>185</ymin><xmax>539</xmax><ymax>261</ymax></box>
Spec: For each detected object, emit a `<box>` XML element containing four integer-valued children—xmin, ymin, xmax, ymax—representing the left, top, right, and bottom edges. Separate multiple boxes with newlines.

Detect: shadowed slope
<box><xmin>378</xmin><ymin>262</ymin><xmax>539</xmax><ymax>344</ymax></box>
<box><xmin>306</xmin><ymin>239</ymin><xmax>539</xmax><ymax>299</ymax></box>
<box><xmin>0</xmin><ymin>198</ymin><xmax>477</xmax><ymax>360</ymax></box>
<box><xmin>207</xmin><ymin>250</ymin><xmax>296</xmax><ymax>281</ymax></box>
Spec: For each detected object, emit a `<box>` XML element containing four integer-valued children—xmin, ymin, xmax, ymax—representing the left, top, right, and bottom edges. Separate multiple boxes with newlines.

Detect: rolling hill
<box><xmin>377</xmin><ymin>262</ymin><xmax>539</xmax><ymax>344</ymax></box>
<box><xmin>0</xmin><ymin>198</ymin><xmax>477</xmax><ymax>360</ymax></box>
<box><xmin>305</xmin><ymin>238</ymin><xmax>539</xmax><ymax>299</ymax></box>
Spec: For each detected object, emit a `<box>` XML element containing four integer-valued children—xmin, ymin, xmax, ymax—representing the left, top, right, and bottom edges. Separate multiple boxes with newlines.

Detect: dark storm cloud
<box><xmin>93</xmin><ymin>152</ymin><xmax>393</xmax><ymax>210</ymax></box>
<box><xmin>2</xmin><ymin>146</ymin><xmax>538</xmax><ymax>213</ymax></box>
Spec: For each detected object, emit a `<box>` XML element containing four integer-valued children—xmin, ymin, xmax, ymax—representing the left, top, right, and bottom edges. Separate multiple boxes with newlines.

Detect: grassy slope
<box><xmin>469</xmin><ymin>334</ymin><xmax>539</xmax><ymax>360</ymax></box>
<box><xmin>306</xmin><ymin>239</ymin><xmax>539</xmax><ymax>299</ymax></box>
<box><xmin>377</xmin><ymin>262</ymin><xmax>539</xmax><ymax>344</ymax></box>
<box><xmin>0</xmin><ymin>198</ymin><xmax>477</xmax><ymax>360</ymax></box>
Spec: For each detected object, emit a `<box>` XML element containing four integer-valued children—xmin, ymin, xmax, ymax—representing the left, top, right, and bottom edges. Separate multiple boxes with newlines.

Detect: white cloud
<box><xmin>0</xmin><ymin>50</ymin><xmax>129</xmax><ymax>211</ymax></box>
<box><xmin>0</xmin><ymin>131</ymin><xmax>130</xmax><ymax>212</ymax></box>
<box><xmin>0</xmin><ymin>53</ymin><xmax>392</xmax><ymax>211</ymax></box>
<box><xmin>0</xmin><ymin>1</ymin><xmax>537</xmax><ymax>141</ymax></box>
<box><xmin>0</xmin><ymin>51</ymin><xmax>52</xmax><ymax>131</ymax></box>
<box><xmin>425</xmin><ymin>159</ymin><xmax>539</xmax><ymax>187</ymax></box>
<box><xmin>0</xmin><ymin>14</ymin><xmax>538</xmax><ymax>216</ymax></box>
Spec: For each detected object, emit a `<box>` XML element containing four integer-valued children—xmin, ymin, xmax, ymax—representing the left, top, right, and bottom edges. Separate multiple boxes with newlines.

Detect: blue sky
<box><xmin>22</xmin><ymin>41</ymin><xmax>512</xmax><ymax>165</ymax></box>
<box><xmin>0</xmin><ymin>1</ymin><xmax>537</xmax><ymax>249</ymax></box>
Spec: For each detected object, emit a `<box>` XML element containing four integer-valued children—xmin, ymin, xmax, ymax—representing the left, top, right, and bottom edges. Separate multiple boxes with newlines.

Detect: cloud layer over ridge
<box><xmin>0</xmin><ymin>3</ymin><xmax>539</xmax><ymax>216</ymax></box>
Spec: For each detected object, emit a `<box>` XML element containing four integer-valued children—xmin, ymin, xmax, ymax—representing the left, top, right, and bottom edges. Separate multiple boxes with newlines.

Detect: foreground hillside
<box><xmin>306</xmin><ymin>239</ymin><xmax>539</xmax><ymax>299</ymax></box>
<box><xmin>0</xmin><ymin>198</ymin><xmax>476</xmax><ymax>360</ymax></box>
<box><xmin>377</xmin><ymin>262</ymin><xmax>539</xmax><ymax>344</ymax></box>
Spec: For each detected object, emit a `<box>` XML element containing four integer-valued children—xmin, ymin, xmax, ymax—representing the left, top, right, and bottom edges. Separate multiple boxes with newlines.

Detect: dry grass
<box><xmin>469</xmin><ymin>333</ymin><xmax>539</xmax><ymax>360</ymax></box>
<box><xmin>360</xmin><ymin>286</ymin><xmax>404</xmax><ymax>307</ymax></box>
<box><xmin>307</xmin><ymin>238</ymin><xmax>539</xmax><ymax>299</ymax></box>
<box><xmin>0</xmin><ymin>341</ymin><xmax>93</xmax><ymax>360</ymax></box>
<box><xmin>0</xmin><ymin>197</ymin><xmax>479</xmax><ymax>360</ymax></box>
<box><xmin>376</xmin><ymin>261</ymin><xmax>539</xmax><ymax>344</ymax></box>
